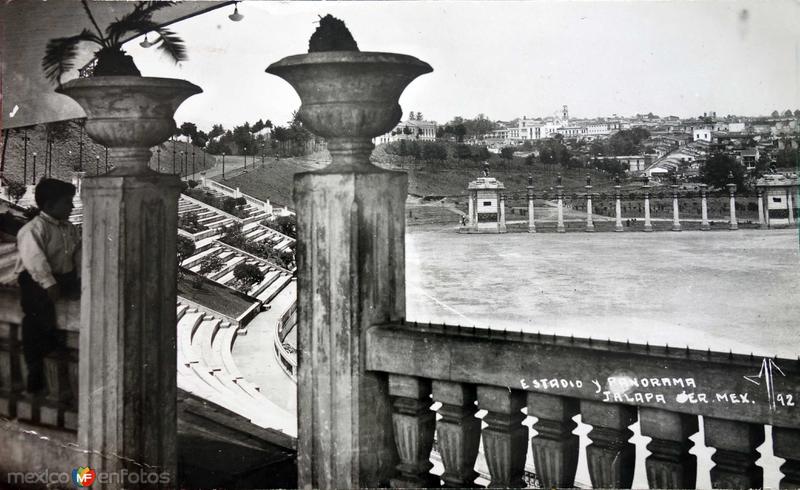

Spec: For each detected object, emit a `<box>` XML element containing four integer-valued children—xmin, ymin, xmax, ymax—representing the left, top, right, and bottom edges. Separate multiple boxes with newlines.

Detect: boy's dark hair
<box><xmin>34</xmin><ymin>178</ymin><xmax>76</xmax><ymax>209</ymax></box>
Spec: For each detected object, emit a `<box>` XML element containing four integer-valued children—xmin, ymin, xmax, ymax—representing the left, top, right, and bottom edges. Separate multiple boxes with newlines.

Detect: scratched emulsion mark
<box><xmin>744</xmin><ymin>357</ymin><xmax>787</xmax><ymax>411</ymax></box>
<box><xmin>8</xmin><ymin>105</ymin><xmax>19</xmax><ymax>118</ymax></box>
<box><xmin>420</xmin><ymin>291</ymin><xmax>477</xmax><ymax>325</ymax></box>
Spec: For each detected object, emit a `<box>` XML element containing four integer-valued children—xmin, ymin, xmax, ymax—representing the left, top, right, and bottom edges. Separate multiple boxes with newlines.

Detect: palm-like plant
<box><xmin>42</xmin><ymin>0</ymin><xmax>187</xmax><ymax>86</ymax></box>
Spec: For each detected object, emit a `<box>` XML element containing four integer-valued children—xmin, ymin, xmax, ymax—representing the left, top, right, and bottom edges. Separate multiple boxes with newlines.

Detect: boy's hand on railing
<box><xmin>46</xmin><ymin>284</ymin><xmax>61</xmax><ymax>302</ymax></box>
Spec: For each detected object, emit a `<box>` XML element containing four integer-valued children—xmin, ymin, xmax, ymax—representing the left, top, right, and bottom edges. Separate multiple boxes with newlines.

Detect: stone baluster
<box><xmin>556</xmin><ymin>183</ymin><xmax>565</xmax><ymax>233</ymax></box>
<box><xmin>581</xmin><ymin>401</ymin><xmax>637</xmax><ymax>488</ymax></box>
<box><xmin>498</xmin><ymin>193</ymin><xmax>507</xmax><ymax>233</ymax></box>
<box><xmin>639</xmin><ymin>408</ymin><xmax>697</xmax><ymax>488</ymax></box>
<box><xmin>477</xmin><ymin>386</ymin><xmax>526</xmax><ymax>488</ymax></box>
<box><xmin>57</xmin><ymin>77</ymin><xmax>201</xmax><ymax>485</ymax></box>
<box><xmin>704</xmin><ymin>417</ymin><xmax>764</xmax><ymax>489</ymax></box>
<box><xmin>700</xmin><ymin>184</ymin><xmax>710</xmax><ymax>230</ymax></box>
<box><xmin>388</xmin><ymin>375</ymin><xmax>437</xmax><ymax>488</ymax></box>
<box><xmin>756</xmin><ymin>190</ymin><xmax>766</xmax><ymax>229</ymax></box>
<box><xmin>268</xmin><ymin>50</ymin><xmax>431</xmax><ymax>489</ymax></box>
<box><xmin>614</xmin><ymin>184</ymin><xmax>623</xmax><ymax>232</ymax></box>
<box><xmin>787</xmin><ymin>188</ymin><xmax>795</xmax><ymax>224</ymax></box>
<box><xmin>527</xmin><ymin>179</ymin><xmax>536</xmax><ymax>233</ymax></box>
<box><xmin>41</xmin><ymin>352</ymin><xmax>68</xmax><ymax>426</ymax></box>
<box><xmin>585</xmin><ymin>176</ymin><xmax>595</xmax><ymax>232</ymax></box>
<box><xmin>527</xmin><ymin>393</ymin><xmax>579</xmax><ymax>488</ymax></box>
<box><xmin>671</xmin><ymin>184</ymin><xmax>682</xmax><ymax>231</ymax></box>
<box><xmin>433</xmin><ymin>381</ymin><xmax>481</xmax><ymax>487</ymax></box>
<box><xmin>643</xmin><ymin>182</ymin><xmax>653</xmax><ymax>232</ymax></box>
<box><xmin>727</xmin><ymin>175</ymin><xmax>738</xmax><ymax>230</ymax></box>
<box><xmin>773</xmin><ymin>426</ymin><xmax>800</xmax><ymax>488</ymax></box>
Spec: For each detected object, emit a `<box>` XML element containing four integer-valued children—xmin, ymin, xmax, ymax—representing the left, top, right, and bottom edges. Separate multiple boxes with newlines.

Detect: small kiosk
<box><xmin>461</xmin><ymin>172</ymin><xmax>507</xmax><ymax>233</ymax></box>
<box><xmin>756</xmin><ymin>174</ymin><xmax>798</xmax><ymax>228</ymax></box>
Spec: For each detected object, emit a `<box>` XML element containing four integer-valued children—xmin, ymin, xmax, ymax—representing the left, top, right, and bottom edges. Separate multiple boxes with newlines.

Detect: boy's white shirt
<box><xmin>14</xmin><ymin>212</ymin><xmax>81</xmax><ymax>289</ymax></box>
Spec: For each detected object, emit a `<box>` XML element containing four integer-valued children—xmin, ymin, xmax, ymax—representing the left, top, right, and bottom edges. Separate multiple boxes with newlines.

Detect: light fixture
<box><xmin>139</xmin><ymin>33</ymin><xmax>154</xmax><ymax>48</ymax></box>
<box><xmin>228</xmin><ymin>2</ymin><xmax>244</xmax><ymax>22</ymax></box>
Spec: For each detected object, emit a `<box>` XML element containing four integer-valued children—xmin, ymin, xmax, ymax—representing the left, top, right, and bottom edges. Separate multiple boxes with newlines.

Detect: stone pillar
<box><xmin>585</xmin><ymin>185</ymin><xmax>594</xmax><ymax>232</ymax></box>
<box><xmin>700</xmin><ymin>184</ymin><xmax>710</xmax><ymax>231</ymax></box>
<box><xmin>614</xmin><ymin>186</ymin><xmax>623</xmax><ymax>232</ymax></box>
<box><xmin>643</xmin><ymin>185</ymin><xmax>653</xmax><ymax>232</ymax></box>
<box><xmin>200</xmin><ymin>171</ymin><xmax>207</xmax><ymax>189</ymax></box>
<box><xmin>467</xmin><ymin>190</ymin><xmax>475</xmax><ymax>227</ymax></box>
<box><xmin>727</xmin><ymin>182</ymin><xmax>738</xmax><ymax>230</ymax></box>
<box><xmin>235</xmin><ymin>187</ymin><xmax>241</xmax><ymax>198</ymax></box>
<box><xmin>71</xmin><ymin>171</ymin><xmax>87</xmax><ymax>198</ymax></box>
<box><xmin>757</xmin><ymin>190</ymin><xmax>765</xmax><ymax>229</ymax></box>
<box><xmin>57</xmin><ymin>76</ymin><xmax>201</xmax><ymax>487</ymax></box>
<box><xmin>268</xmin><ymin>49</ymin><xmax>431</xmax><ymax>489</ymax></box>
<box><xmin>788</xmin><ymin>188</ymin><xmax>795</xmax><ymax>224</ymax></box>
<box><xmin>498</xmin><ymin>192</ymin><xmax>507</xmax><ymax>233</ymax></box>
<box><xmin>556</xmin><ymin>185</ymin><xmax>565</xmax><ymax>233</ymax></box>
<box><xmin>671</xmin><ymin>185</ymin><xmax>682</xmax><ymax>231</ymax></box>
<box><xmin>527</xmin><ymin>186</ymin><xmax>536</xmax><ymax>233</ymax></box>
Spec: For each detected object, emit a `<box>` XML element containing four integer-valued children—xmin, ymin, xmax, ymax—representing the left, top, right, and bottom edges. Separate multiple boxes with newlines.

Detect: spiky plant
<box><xmin>42</xmin><ymin>0</ymin><xmax>187</xmax><ymax>86</ymax></box>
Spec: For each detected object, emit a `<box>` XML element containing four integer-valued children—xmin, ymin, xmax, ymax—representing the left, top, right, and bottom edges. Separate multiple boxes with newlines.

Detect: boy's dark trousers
<box><xmin>18</xmin><ymin>269</ymin><xmax>79</xmax><ymax>393</ymax></box>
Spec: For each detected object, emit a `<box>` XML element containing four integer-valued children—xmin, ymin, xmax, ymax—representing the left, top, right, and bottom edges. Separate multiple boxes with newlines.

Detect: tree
<box><xmin>771</xmin><ymin>110</ymin><xmax>780</xmax><ymax>118</ymax></box>
<box><xmin>794</xmin><ymin>109</ymin><xmax>800</xmax><ymax>118</ymax></box>
<box><xmin>176</xmin><ymin>235</ymin><xmax>196</xmax><ymax>267</ymax></box>
<box><xmin>784</xmin><ymin>110</ymin><xmax>793</xmax><ymax>117</ymax></box>
<box><xmin>197</xmin><ymin>254</ymin><xmax>225</xmax><ymax>277</ymax></box>
<box><xmin>701</xmin><ymin>153</ymin><xmax>745</xmax><ymax>190</ymax></box>
<box><xmin>180</xmin><ymin>122</ymin><xmax>198</xmax><ymax>143</ymax></box>
<box><xmin>208</xmin><ymin>124</ymin><xmax>225</xmax><ymax>140</ymax></box>
<box><xmin>233</xmin><ymin>262</ymin><xmax>265</xmax><ymax>290</ymax></box>
<box><xmin>453</xmin><ymin>144</ymin><xmax>472</xmax><ymax>160</ymax></box>
<box><xmin>6</xmin><ymin>180</ymin><xmax>27</xmax><ymax>203</ymax></box>
<box><xmin>500</xmin><ymin>147</ymin><xmax>515</xmax><ymax>161</ymax></box>
<box><xmin>453</xmin><ymin>124</ymin><xmax>467</xmax><ymax>142</ymax></box>
<box><xmin>402</xmin><ymin>126</ymin><xmax>412</xmax><ymax>136</ymax></box>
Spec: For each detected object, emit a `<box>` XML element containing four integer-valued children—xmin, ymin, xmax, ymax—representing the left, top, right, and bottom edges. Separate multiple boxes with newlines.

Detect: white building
<box><xmin>374</xmin><ymin>119</ymin><xmax>438</xmax><ymax>144</ymax></box>
<box><xmin>693</xmin><ymin>126</ymin><xmax>713</xmax><ymax>142</ymax></box>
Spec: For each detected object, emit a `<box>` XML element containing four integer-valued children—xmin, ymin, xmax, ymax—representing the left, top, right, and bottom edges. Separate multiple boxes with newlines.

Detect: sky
<box><xmin>125</xmin><ymin>0</ymin><xmax>800</xmax><ymax>131</ymax></box>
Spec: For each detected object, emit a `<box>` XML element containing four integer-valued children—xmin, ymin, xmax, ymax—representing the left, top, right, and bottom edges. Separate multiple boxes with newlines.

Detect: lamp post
<box><xmin>78</xmin><ymin>124</ymin><xmax>84</xmax><ymax>171</ymax></box>
<box><xmin>192</xmin><ymin>150</ymin><xmax>196</xmax><ymax>180</ymax></box>
<box><xmin>180</xmin><ymin>151</ymin><xmax>185</xmax><ymax>179</ymax></box>
<box><xmin>32</xmin><ymin>152</ymin><xmax>37</xmax><ymax>184</ymax></box>
<box><xmin>105</xmin><ymin>146</ymin><xmax>109</xmax><ymax>173</ymax></box>
<box><xmin>22</xmin><ymin>129</ymin><xmax>29</xmax><ymax>184</ymax></box>
<box><xmin>96</xmin><ymin>155</ymin><xmax>100</xmax><ymax>176</ymax></box>
<box><xmin>222</xmin><ymin>152</ymin><xmax>226</xmax><ymax>180</ymax></box>
<box><xmin>261</xmin><ymin>144</ymin><xmax>265</xmax><ymax>165</ymax></box>
<box><xmin>157</xmin><ymin>148</ymin><xmax>161</xmax><ymax>172</ymax></box>
<box><xmin>172</xmin><ymin>138</ymin><xmax>176</xmax><ymax>173</ymax></box>
<box><xmin>243</xmin><ymin>146</ymin><xmax>247</xmax><ymax>171</ymax></box>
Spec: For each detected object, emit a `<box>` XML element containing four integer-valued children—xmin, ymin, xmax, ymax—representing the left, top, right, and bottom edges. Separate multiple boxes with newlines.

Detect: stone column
<box><xmin>57</xmin><ymin>77</ymin><xmax>201</xmax><ymax>487</ymax></box>
<box><xmin>643</xmin><ymin>184</ymin><xmax>653</xmax><ymax>232</ymax></box>
<box><xmin>527</xmin><ymin>185</ymin><xmax>536</xmax><ymax>233</ymax></box>
<box><xmin>787</xmin><ymin>188</ymin><xmax>795</xmax><ymax>224</ymax></box>
<box><xmin>556</xmin><ymin>185</ymin><xmax>565</xmax><ymax>233</ymax></box>
<box><xmin>498</xmin><ymin>192</ymin><xmax>507</xmax><ymax>233</ymax></box>
<box><xmin>700</xmin><ymin>184</ymin><xmax>710</xmax><ymax>231</ymax></box>
<box><xmin>757</xmin><ymin>190</ymin><xmax>765</xmax><ymax>229</ymax></box>
<box><xmin>614</xmin><ymin>185</ymin><xmax>623</xmax><ymax>232</ymax></box>
<box><xmin>268</xmin><ymin>50</ymin><xmax>431</xmax><ymax>489</ymax></box>
<box><xmin>200</xmin><ymin>171</ymin><xmax>207</xmax><ymax>189</ymax></box>
<box><xmin>671</xmin><ymin>184</ymin><xmax>682</xmax><ymax>231</ymax></box>
<box><xmin>727</xmin><ymin>182</ymin><xmax>738</xmax><ymax>230</ymax></box>
<box><xmin>585</xmin><ymin>185</ymin><xmax>594</xmax><ymax>232</ymax></box>
<box><xmin>467</xmin><ymin>190</ymin><xmax>475</xmax><ymax>227</ymax></box>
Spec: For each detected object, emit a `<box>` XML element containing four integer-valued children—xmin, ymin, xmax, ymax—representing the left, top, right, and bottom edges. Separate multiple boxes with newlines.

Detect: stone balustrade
<box><xmin>0</xmin><ymin>288</ymin><xmax>79</xmax><ymax>432</ymax></box>
<box><xmin>365</xmin><ymin>321</ymin><xmax>800</xmax><ymax>489</ymax></box>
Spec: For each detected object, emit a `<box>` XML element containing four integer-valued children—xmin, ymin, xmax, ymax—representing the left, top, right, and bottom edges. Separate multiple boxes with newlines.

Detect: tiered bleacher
<box><xmin>0</xmin><ymin>177</ymin><xmax>299</xmax><ymax>438</ymax></box>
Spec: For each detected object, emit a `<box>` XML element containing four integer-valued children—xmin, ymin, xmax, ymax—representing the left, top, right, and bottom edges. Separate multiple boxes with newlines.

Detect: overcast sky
<box><xmin>127</xmin><ymin>0</ymin><xmax>800</xmax><ymax>131</ymax></box>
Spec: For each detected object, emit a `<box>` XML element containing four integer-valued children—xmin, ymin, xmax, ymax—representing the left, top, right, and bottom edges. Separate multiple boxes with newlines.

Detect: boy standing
<box><xmin>14</xmin><ymin>179</ymin><xmax>81</xmax><ymax>394</ymax></box>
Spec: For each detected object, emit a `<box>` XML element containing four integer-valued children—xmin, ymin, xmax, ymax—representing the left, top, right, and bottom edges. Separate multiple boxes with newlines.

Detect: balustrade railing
<box><xmin>274</xmin><ymin>302</ymin><xmax>298</xmax><ymax>380</ymax></box>
<box><xmin>366</xmin><ymin>321</ymin><xmax>800</xmax><ymax>488</ymax></box>
<box><xmin>0</xmin><ymin>288</ymin><xmax>79</xmax><ymax>432</ymax></box>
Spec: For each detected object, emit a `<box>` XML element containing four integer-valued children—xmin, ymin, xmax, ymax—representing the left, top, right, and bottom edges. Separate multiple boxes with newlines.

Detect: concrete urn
<box><xmin>57</xmin><ymin>76</ymin><xmax>202</xmax><ymax>175</ymax></box>
<box><xmin>266</xmin><ymin>52</ymin><xmax>432</xmax><ymax>171</ymax></box>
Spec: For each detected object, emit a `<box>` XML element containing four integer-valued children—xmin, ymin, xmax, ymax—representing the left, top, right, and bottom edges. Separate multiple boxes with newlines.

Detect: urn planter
<box><xmin>57</xmin><ymin>76</ymin><xmax>201</xmax><ymax>175</ymax></box>
<box><xmin>267</xmin><ymin>51</ymin><xmax>432</xmax><ymax>172</ymax></box>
